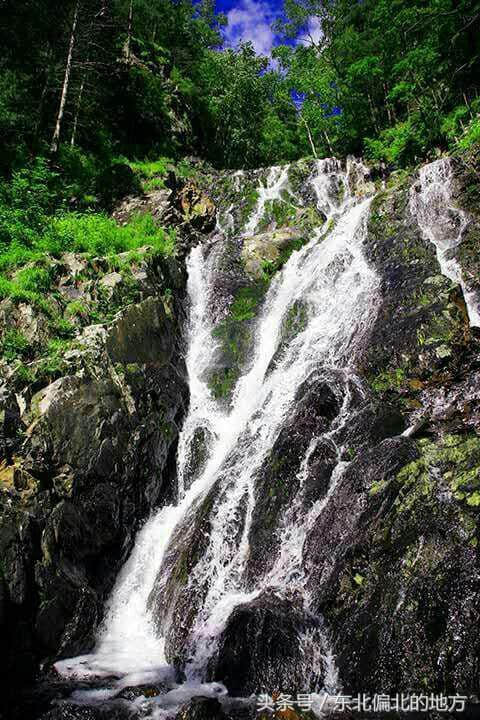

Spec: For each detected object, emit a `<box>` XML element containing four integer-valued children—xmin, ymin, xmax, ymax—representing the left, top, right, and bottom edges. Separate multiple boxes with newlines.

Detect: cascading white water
<box><xmin>182</xmin><ymin>195</ymin><xmax>379</xmax><ymax>679</ymax></box>
<box><xmin>410</xmin><ymin>157</ymin><xmax>480</xmax><ymax>327</ymax></box>
<box><xmin>244</xmin><ymin>165</ymin><xmax>290</xmax><ymax>236</ymax></box>
<box><xmin>56</xmin><ymin>159</ymin><xmax>380</xmax><ymax>714</ymax></box>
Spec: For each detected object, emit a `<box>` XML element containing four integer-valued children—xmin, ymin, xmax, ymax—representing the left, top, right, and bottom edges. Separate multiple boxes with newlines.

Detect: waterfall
<box><xmin>410</xmin><ymin>157</ymin><xmax>480</xmax><ymax>327</ymax></box>
<box><xmin>243</xmin><ymin>165</ymin><xmax>290</xmax><ymax>236</ymax></box>
<box><xmin>55</xmin><ymin>159</ymin><xmax>380</xmax><ymax>713</ymax></box>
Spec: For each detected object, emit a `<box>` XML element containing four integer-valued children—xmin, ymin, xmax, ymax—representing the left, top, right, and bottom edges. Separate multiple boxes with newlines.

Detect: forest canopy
<box><xmin>1</xmin><ymin>0</ymin><xmax>479</xmax><ymax>176</ymax></box>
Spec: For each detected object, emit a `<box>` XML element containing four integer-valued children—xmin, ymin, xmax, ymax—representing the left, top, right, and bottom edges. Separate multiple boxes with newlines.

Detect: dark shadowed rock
<box><xmin>175</xmin><ymin>697</ymin><xmax>226</xmax><ymax>720</ymax></box>
<box><xmin>181</xmin><ymin>425</ymin><xmax>213</xmax><ymax>490</ymax></box>
<box><xmin>4</xmin><ymin>153</ymin><xmax>480</xmax><ymax>717</ymax></box>
<box><xmin>117</xmin><ymin>684</ymin><xmax>167</xmax><ymax>700</ymax></box>
<box><xmin>39</xmin><ymin>703</ymin><xmax>134</xmax><ymax>720</ymax></box>
<box><xmin>206</xmin><ymin>593</ymin><xmax>325</xmax><ymax>696</ymax></box>
<box><xmin>245</xmin><ymin>371</ymin><xmax>343</xmax><ymax>581</ymax></box>
<box><xmin>96</xmin><ymin>162</ymin><xmax>141</xmax><ymax>211</ymax></box>
<box><xmin>0</xmin><ymin>253</ymin><xmax>189</xmax><ymax>716</ymax></box>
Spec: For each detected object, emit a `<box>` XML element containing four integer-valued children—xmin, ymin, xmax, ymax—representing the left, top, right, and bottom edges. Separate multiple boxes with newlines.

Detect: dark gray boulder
<box><xmin>175</xmin><ymin>697</ymin><xmax>226</xmax><ymax>720</ymax></box>
<box><xmin>206</xmin><ymin>593</ymin><xmax>325</xmax><ymax>696</ymax></box>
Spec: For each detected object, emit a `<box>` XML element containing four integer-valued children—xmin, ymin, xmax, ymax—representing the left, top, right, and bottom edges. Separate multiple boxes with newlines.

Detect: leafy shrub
<box><xmin>0</xmin><ymin>210</ymin><xmax>175</xmax><ymax>278</ymax></box>
<box><xmin>129</xmin><ymin>157</ymin><xmax>172</xmax><ymax>192</ymax></box>
<box><xmin>457</xmin><ymin>117</ymin><xmax>480</xmax><ymax>151</ymax></box>
<box><xmin>365</xmin><ymin>119</ymin><xmax>427</xmax><ymax>166</ymax></box>
<box><xmin>44</xmin><ymin>212</ymin><xmax>175</xmax><ymax>257</ymax></box>
<box><xmin>15</xmin><ymin>265</ymin><xmax>54</xmax><ymax>293</ymax></box>
<box><xmin>1</xmin><ymin>329</ymin><xmax>31</xmax><ymax>360</ymax></box>
<box><xmin>65</xmin><ymin>300</ymin><xmax>89</xmax><ymax>319</ymax></box>
<box><xmin>1</xmin><ymin>158</ymin><xmax>59</xmax><ymax>226</ymax></box>
<box><xmin>57</xmin><ymin>145</ymin><xmax>100</xmax><ymax>206</ymax></box>
<box><xmin>0</xmin><ymin>158</ymin><xmax>60</xmax><ymax>250</ymax></box>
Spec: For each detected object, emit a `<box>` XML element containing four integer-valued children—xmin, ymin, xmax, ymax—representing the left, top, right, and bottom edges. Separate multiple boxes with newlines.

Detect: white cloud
<box><xmin>223</xmin><ymin>0</ymin><xmax>277</xmax><ymax>56</ymax></box>
<box><xmin>298</xmin><ymin>16</ymin><xmax>324</xmax><ymax>47</ymax></box>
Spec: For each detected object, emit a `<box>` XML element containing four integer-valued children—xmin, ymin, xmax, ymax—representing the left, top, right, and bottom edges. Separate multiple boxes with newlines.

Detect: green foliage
<box><xmin>2</xmin><ymin>0</ymin><xmax>480</xmax><ymax>178</ymax></box>
<box><xmin>394</xmin><ymin>435</ymin><xmax>480</xmax><ymax>513</ymax></box>
<box><xmin>208</xmin><ymin>367</ymin><xmax>239</xmax><ymax>399</ymax></box>
<box><xmin>365</xmin><ymin>119</ymin><xmax>427</xmax><ymax>166</ymax></box>
<box><xmin>257</xmin><ymin>199</ymin><xmax>297</xmax><ymax>232</ymax></box>
<box><xmin>457</xmin><ymin>117</ymin><xmax>480</xmax><ymax>151</ymax></box>
<box><xmin>45</xmin><ymin>212</ymin><xmax>175</xmax><ymax>258</ymax></box>
<box><xmin>129</xmin><ymin>158</ymin><xmax>171</xmax><ymax>191</ymax></box>
<box><xmin>48</xmin><ymin>315</ymin><xmax>76</xmax><ymax>339</ymax></box>
<box><xmin>276</xmin><ymin>0</ymin><xmax>480</xmax><ymax>165</ymax></box>
<box><xmin>370</xmin><ymin>368</ymin><xmax>406</xmax><ymax>394</ymax></box>
<box><xmin>13</xmin><ymin>362</ymin><xmax>36</xmax><ymax>385</ymax></box>
<box><xmin>196</xmin><ymin>44</ymin><xmax>299</xmax><ymax>168</ymax></box>
<box><xmin>231</xmin><ymin>285</ymin><xmax>267</xmax><ymax>322</ymax></box>
<box><xmin>36</xmin><ymin>338</ymin><xmax>75</xmax><ymax>382</ymax></box>
<box><xmin>65</xmin><ymin>300</ymin><xmax>89</xmax><ymax>320</ymax></box>
<box><xmin>0</xmin><ymin>204</ymin><xmax>174</xmax><ymax>280</ymax></box>
<box><xmin>15</xmin><ymin>265</ymin><xmax>54</xmax><ymax>293</ymax></box>
<box><xmin>1</xmin><ymin>329</ymin><xmax>31</xmax><ymax>361</ymax></box>
<box><xmin>127</xmin><ymin>156</ymin><xmax>195</xmax><ymax>191</ymax></box>
<box><xmin>209</xmin><ymin>283</ymin><xmax>267</xmax><ymax>398</ymax></box>
<box><xmin>0</xmin><ymin>159</ymin><xmax>59</xmax><ymax>251</ymax></box>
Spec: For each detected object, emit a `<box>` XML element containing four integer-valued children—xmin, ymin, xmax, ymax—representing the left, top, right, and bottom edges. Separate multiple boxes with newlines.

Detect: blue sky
<box><xmin>217</xmin><ymin>0</ymin><xmax>283</xmax><ymax>55</ymax></box>
<box><xmin>215</xmin><ymin>0</ymin><xmax>322</xmax><ymax>55</ymax></box>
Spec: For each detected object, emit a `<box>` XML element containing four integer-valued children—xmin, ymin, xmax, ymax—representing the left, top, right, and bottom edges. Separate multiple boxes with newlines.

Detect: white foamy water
<box><xmin>244</xmin><ymin>164</ymin><xmax>290</xmax><ymax>236</ymax></box>
<box><xmin>56</xmin><ymin>159</ymin><xmax>380</xmax><ymax>714</ymax></box>
<box><xmin>410</xmin><ymin>157</ymin><xmax>480</xmax><ymax>327</ymax></box>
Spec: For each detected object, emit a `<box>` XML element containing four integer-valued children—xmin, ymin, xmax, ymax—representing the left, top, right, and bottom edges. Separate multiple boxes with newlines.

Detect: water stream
<box><xmin>410</xmin><ymin>157</ymin><xmax>480</xmax><ymax>327</ymax></box>
<box><xmin>55</xmin><ymin>156</ymin><xmax>477</xmax><ymax>716</ymax></box>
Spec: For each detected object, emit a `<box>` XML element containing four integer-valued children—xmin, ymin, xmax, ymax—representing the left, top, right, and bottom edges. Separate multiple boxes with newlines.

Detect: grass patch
<box><xmin>45</xmin><ymin>212</ymin><xmax>175</xmax><ymax>258</ymax></box>
<box><xmin>1</xmin><ymin>329</ymin><xmax>31</xmax><ymax>361</ymax></box>
<box><xmin>0</xmin><ymin>212</ymin><xmax>175</xmax><ymax>281</ymax></box>
<box><xmin>128</xmin><ymin>156</ymin><xmax>193</xmax><ymax>192</ymax></box>
<box><xmin>128</xmin><ymin>158</ymin><xmax>171</xmax><ymax>191</ymax></box>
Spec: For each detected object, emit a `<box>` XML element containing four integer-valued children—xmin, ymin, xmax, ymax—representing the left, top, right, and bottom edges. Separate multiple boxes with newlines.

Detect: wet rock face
<box><xmin>242</xmin><ymin>228</ymin><xmax>305</xmax><ymax>279</ymax></box>
<box><xmin>39</xmin><ymin>704</ymin><xmax>134</xmax><ymax>720</ymax></box>
<box><xmin>150</xmin><ymin>484</ymin><xmax>219</xmax><ymax>669</ymax></box>
<box><xmin>313</xmin><ymin>434</ymin><xmax>480</xmax><ymax>694</ymax></box>
<box><xmin>4</xmin><ymin>153</ymin><xmax>480</xmax><ymax>714</ymax></box>
<box><xmin>0</xmin><ymin>253</ymin><xmax>189</xmax><ymax>710</ymax></box>
<box><xmin>176</xmin><ymin>697</ymin><xmax>227</xmax><ymax>720</ymax></box>
<box><xmin>181</xmin><ymin>425</ymin><xmax>213</xmax><ymax>490</ymax></box>
<box><xmin>206</xmin><ymin>593</ymin><xmax>324</xmax><ymax>696</ymax></box>
<box><xmin>245</xmin><ymin>373</ymin><xmax>341</xmax><ymax>582</ymax></box>
<box><xmin>184</xmin><ymin>157</ymin><xmax>480</xmax><ymax>698</ymax></box>
<box><xmin>311</xmin><ymin>162</ymin><xmax>480</xmax><ymax>694</ymax></box>
<box><xmin>361</xmin><ymin>170</ymin><xmax>475</xmax><ymax>410</ymax></box>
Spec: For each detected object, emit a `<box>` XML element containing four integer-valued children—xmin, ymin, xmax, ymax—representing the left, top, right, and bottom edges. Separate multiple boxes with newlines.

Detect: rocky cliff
<box><xmin>0</xmin><ymin>172</ymin><xmax>216</xmax><ymax>718</ymax></box>
<box><xmin>1</xmin><ymin>150</ymin><xmax>479</xmax><ymax>720</ymax></box>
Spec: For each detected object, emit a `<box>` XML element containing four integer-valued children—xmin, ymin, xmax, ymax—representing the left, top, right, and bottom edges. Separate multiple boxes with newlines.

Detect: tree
<box><xmin>277</xmin><ymin>0</ymin><xmax>480</xmax><ymax>163</ymax></box>
<box><xmin>51</xmin><ymin>1</ymin><xmax>80</xmax><ymax>153</ymax></box>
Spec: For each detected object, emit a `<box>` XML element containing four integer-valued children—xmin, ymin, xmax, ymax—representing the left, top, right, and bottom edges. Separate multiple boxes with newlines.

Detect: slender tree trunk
<box><xmin>125</xmin><ymin>0</ymin><xmax>133</xmax><ymax>62</ymax></box>
<box><xmin>34</xmin><ymin>76</ymin><xmax>49</xmax><ymax>138</ymax></box>
<box><xmin>383</xmin><ymin>83</ymin><xmax>394</xmax><ymax>124</ymax></box>
<box><xmin>70</xmin><ymin>74</ymin><xmax>86</xmax><ymax>146</ymax></box>
<box><xmin>367</xmin><ymin>91</ymin><xmax>379</xmax><ymax>134</ymax></box>
<box><xmin>300</xmin><ymin>115</ymin><xmax>318</xmax><ymax>158</ymax></box>
<box><xmin>323</xmin><ymin>129</ymin><xmax>333</xmax><ymax>155</ymax></box>
<box><xmin>51</xmin><ymin>0</ymin><xmax>80</xmax><ymax>153</ymax></box>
